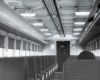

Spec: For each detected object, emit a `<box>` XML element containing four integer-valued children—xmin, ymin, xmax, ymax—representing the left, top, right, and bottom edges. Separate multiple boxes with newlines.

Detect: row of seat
<box><xmin>63</xmin><ymin>52</ymin><xmax>100</xmax><ymax>80</ymax></box>
<box><xmin>0</xmin><ymin>56</ymin><xmax>57</xmax><ymax>80</ymax></box>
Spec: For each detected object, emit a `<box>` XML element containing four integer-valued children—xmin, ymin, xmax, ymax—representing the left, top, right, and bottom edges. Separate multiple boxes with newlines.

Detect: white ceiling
<box><xmin>3</xmin><ymin>0</ymin><xmax>94</xmax><ymax>39</ymax></box>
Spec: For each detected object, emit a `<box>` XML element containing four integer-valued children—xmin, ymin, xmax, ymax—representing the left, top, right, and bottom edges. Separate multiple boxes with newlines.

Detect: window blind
<box><xmin>8</xmin><ymin>38</ymin><xmax>14</xmax><ymax>49</ymax></box>
<box><xmin>16</xmin><ymin>40</ymin><xmax>21</xmax><ymax>50</ymax></box>
<box><xmin>23</xmin><ymin>42</ymin><xmax>26</xmax><ymax>50</ymax></box>
<box><xmin>0</xmin><ymin>35</ymin><xmax>5</xmax><ymax>48</ymax></box>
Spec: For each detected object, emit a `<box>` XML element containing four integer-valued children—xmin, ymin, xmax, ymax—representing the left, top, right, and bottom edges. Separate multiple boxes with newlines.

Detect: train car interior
<box><xmin>0</xmin><ymin>0</ymin><xmax>100</xmax><ymax>80</ymax></box>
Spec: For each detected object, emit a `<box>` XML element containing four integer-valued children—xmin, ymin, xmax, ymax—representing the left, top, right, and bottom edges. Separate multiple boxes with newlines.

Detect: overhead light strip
<box><xmin>39</xmin><ymin>29</ymin><xmax>49</xmax><ymax>31</ymax></box>
<box><xmin>75</xmin><ymin>12</ymin><xmax>90</xmax><ymax>16</ymax></box>
<box><xmin>73</xmin><ymin>29</ymin><xmax>82</xmax><ymax>31</ymax></box>
<box><xmin>20</xmin><ymin>13</ymin><xmax>36</xmax><ymax>17</ymax></box>
<box><xmin>74</xmin><ymin>22</ymin><xmax>85</xmax><ymax>25</ymax></box>
<box><xmin>44</xmin><ymin>33</ymin><xmax>52</xmax><ymax>35</ymax></box>
<box><xmin>32</xmin><ymin>23</ymin><xmax>44</xmax><ymax>26</ymax></box>
<box><xmin>53</xmin><ymin>35</ymin><xmax>60</xmax><ymax>37</ymax></box>
<box><xmin>73</xmin><ymin>33</ymin><xmax>80</xmax><ymax>35</ymax></box>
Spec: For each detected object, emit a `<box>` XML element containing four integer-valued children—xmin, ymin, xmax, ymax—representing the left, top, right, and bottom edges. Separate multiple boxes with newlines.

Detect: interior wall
<box><xmin>70</xmin><ymin>40</ymin><xmax>83</xmax><ymax>55</ymax></box>
<box><xmin>43</xmin><ymin>40</ymin><xmax>56</xmax><ymax>55</ymax></box>
<box><xmin>43</xmin><ymin>40</ymin><xmax>83</xmax><ymax>56</ymax></box>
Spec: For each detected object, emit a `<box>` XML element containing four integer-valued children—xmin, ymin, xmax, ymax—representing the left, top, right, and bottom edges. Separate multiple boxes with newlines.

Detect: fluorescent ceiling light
<box><xmin>32</xmin><ymin>23</ymin><xmax>44</xmax><ymax>26</ymax></box>
<box><xmin>74</xmin><ymin>22</ymin><xmax>85</xmax><ymax>25</ymax></box>
<box><xmin>53</xmin><ymin>35</ymin><xmax>60</xmax><ymax>37</ymax></box>
<box><xmin>20</xmin><ymin>13</ymin><xmax>35</xmax><ymax>17</ymax></box>
<box><xmin>75</xmin><ymin>12</ymin><xmax>90</xmax><ymax>16</ymax></box>
<box><xmin>39</xmin><ymin>29</ymin><xmax>49</xmax><ymax>31</ymax></box>
<box><xmin>66</xmin><ymin>35</ymin><xmax>72</xmax><ymax>38</ymax></box>
<box><xmin>8</xmin><ymin>1</ymin><xmax>22</xmax><ymax>3</ymax></box>
<box><xmin>73</xmin><ymin>29</ymin><xmax>82</xmax><ymax>31</ymax></box>
<box><xmin>73</xmin><ymin>33</ymin><xmax>80</xmax><ymax>35</ymax></box>
<box><xmin>4</xmin><ymin>0</ymin><xmax>22</xmax><ymax>3</ymax></box>
<box><xmin>44</xmin><ymin>33</ymin><xmax>52</xmax><ymax>35</ymax></box>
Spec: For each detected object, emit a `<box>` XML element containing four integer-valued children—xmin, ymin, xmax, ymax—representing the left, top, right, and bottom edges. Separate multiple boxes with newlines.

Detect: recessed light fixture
<box><xmin>66</xmin><ymin>35</ymin><xmax>72</xmax><ymax>38</ymax></box>
<box><xmin>53</xmin><ymin>35</ymin><xmax>60</xmax><ymax>37</ymax></box>
<box><xmin>44</xmin><ymin>33</ymin><xmax>52</xmax><ymax>35</ymax></box>
<box><xmin>20</xmin><ymin>13</ymin><xmax>36</xmax><ymax>17</ymax></box>
<box><xmin>74</xmin><ymin>22</ymin><xmax>85</xmax><ymax>25</ymax></box>
<box><xmin>4</xmin><ymin>0</ymin><xmax>22</xmax><ymax>4</ymax></box>
<box><xmin>75</xmin><ymin>12</ymin><xmax>90</xmax><ymax>16</ymax></box>
<box><xmin>73</xmin><ymin>29</ymin><xmax>82</xmax><ymax>31</ymax></box>
<box><xmin>39</xmin><ymin>29</ymin><xmax>48</xmax><ymax>31</ymax></box>
<box><xmin>32</xmin><ymin>23</ymin><xmax>44</xmax><ymax>26</ymax></box>
<box><xmin>73</xmin><ymin>33</ymin><xmax>80</xmax><ymax>35</ymax></box>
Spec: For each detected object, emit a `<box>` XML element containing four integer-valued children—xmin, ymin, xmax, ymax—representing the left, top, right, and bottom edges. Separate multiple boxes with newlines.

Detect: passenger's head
<box><xmin>77</xmin><ymin>51</ymin><xmax>95</xmax><ymax>59</ymax></box>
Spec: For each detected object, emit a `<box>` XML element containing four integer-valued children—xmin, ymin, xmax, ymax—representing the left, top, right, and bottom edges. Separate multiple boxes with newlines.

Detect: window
<box><xmin>30</xmin><ymin>44</ymin><xmax>34</xmax><ymax>56</ymax></box>
<box><xmin>0</xmin><ymin>35</ymin><xmax>5</xmax><ymax>58</ymax></box>
<box><xmin>7</xmin><ymin>38</ymin><xmax>15</xmax><ymax>57</ymax></box>
<box><xmin>34</xmin><ymin>45</ymin><xmax>37</xmax><ymax>56</ymax></box>
<box><xmin>21</xmin><ymin>41</ymin><xmax>26</xmax><ymax>56</ymax></box>
<box><xmin>14</xmin><ymin>40</ymin><xmax>21</xmax><ymax>57</ymax></box>
<box><xmin>26</xmin><ymin>43</ymin><xmax>30</xmax><ymax>56</ymax></box>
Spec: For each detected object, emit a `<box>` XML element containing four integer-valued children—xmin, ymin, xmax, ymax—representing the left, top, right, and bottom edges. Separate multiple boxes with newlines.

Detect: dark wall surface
<box><xmin>57</xmin><ymin>41</ymin><xmax>70</xmax><ymax>71</ymax></box>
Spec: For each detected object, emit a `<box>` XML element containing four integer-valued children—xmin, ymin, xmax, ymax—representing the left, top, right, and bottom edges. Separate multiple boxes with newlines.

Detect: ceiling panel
<box><xmin>3</xmin><ymin>0</ymin><xmax>95</xmax><ymax>39</ymax></box>
<box><xmin>56</xmin><ymin>0</ymin><xmax>94</xmax><ymax>37</ymax></box>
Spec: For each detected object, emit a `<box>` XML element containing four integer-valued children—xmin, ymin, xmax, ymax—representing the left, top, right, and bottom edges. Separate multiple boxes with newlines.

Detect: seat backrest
<box><xmin>67</xmin><ymin>56</ymin><xmax>78</xmax><ymax>59</ymax></box>
<box><xmin>0</xmin><ymin>58</ymin><xmax>25</xmax><ymax>80</ymax></box>
<box><xmin>27</xmin><ymin>57</ymin><xmax>36</xmax><ymax>80</ymax></box>
<box><xmin>63</xmin><ymin>59</ymin><xmax>100</xmax><ymax>80</ymax></box>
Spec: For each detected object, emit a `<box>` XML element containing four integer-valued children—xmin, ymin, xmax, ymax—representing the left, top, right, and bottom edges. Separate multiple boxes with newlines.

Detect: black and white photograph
<box><xmin>0</xmin><ymin>0</ymin><xmax>100</xmax><ymax>80</ymax></box>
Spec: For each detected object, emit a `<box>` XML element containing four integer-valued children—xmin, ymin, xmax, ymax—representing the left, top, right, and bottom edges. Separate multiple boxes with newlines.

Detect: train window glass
<box><xmin>0</xmin><ymin>48</ymin><xmax>4</xmax><ymax>58</ymax></box>
<box><xmin>34</xmin><ymin>45</ymin><xmax>37</xmax><ymax>56</ymax></box>
<box><xmin>86</xmin><ymin>40</ymin><xmax>100</xmax><ymax>56</ymax></box>
<box><xmin>16</xmin><ymin>40</ymin><xmax>21</xmax><ymax>49</ymax></box>
<box><xmin>92</xmin><ymin>43</ymin><xmax>93</xmax><ymax>52</ymax></box>
<box><xmin>33</xmin><ymin>45</ymin><xmax>35</xmax><ymax>55</ymax></box>
<box><xmin>90</xmin><ymin>43</ymin><xmax>92</xmax><ymax>53</ymax></box>
<box><xmin>32</xmin><ymin>44</ymin><xmax>35</xmax><ymax>56</ymax></box>
<box><xmin>95</xmin><ymin>40</ymin><xmax>100</xmax><ymax>56</ymax></box>
<box><xmin>40</xmin><ymin>46</ymin><xmax>42</xmax><ymax>55</ymax></box>
<box><xmin>38</xmin><ymin>46</ymin><xmax>42</xmax><ymax>56</ymax></box>
<box><xmin>21</xmin><ymin>41</ymin><xmax>26</xmax><ymax>56</ymax></box>
<box><xmin>0</xmin><ymin>35</ymin><xmax>5</xmax><ymax>58</ymax></box>
<box><xmin>29</xmin><ymin>44</ymin><xmax>32</xmax><ymax>56</ymax></box>
<box><xmin>94</xmin><ymin>41</ymin><xmax>96</xmax><ymax>54</ymax></box>
<box><xmin>92</xmin><ymin>43</ymin><xmax>94</xmax><ymax>53</ymax></box>
<box><xmin>8</xmin><ymin>38</ymin><xmax>14</xmax><ymax>57</ymax></box>
<box><xmin>36</xmin><ymin>45</ymin><xmax>38</xmax><ymax>55</ymax></box>
<box><xmin>98</xmin><ymin>39</ymin><xmax>100</xmax><ymax>56</ymax></box>
<box><xmin>38</xmin><ymin>46</ymin><xmax>40</xmax><ymax>56</ymax></box>
<box><xmin>0</xmin><ymin>35</ymin><xmax>5</xmax><ymax>48</ymax></box>
<box><xmin>14</xmin><ymin>40</ymin><xmax>21</xmax><ymax>57</ymax></box>
<box><xmin>95</xmin><ymin>41</ymin><xmax>97</xmax><ymax>56</ymax></box>
<box><xmin>26</xmin><ymin>43</ymin><xmax>30</xmax><ymax>56</ymax></box>
<box><xmin>97</xmin><ymin>39</ymin><xmax>99</xmax><ymax>49</ymax></box>
<box><xmin>40</xmin><ymin>47</ymin><xmax>43</xmax><ymax>55</ymax></box>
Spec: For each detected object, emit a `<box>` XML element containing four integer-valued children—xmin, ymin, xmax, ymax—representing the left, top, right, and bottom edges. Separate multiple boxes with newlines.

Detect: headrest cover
<box><xmin>77</xmin><ymin>51</ymin><xmax>95</xmax><ymax>59</ymax></box>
